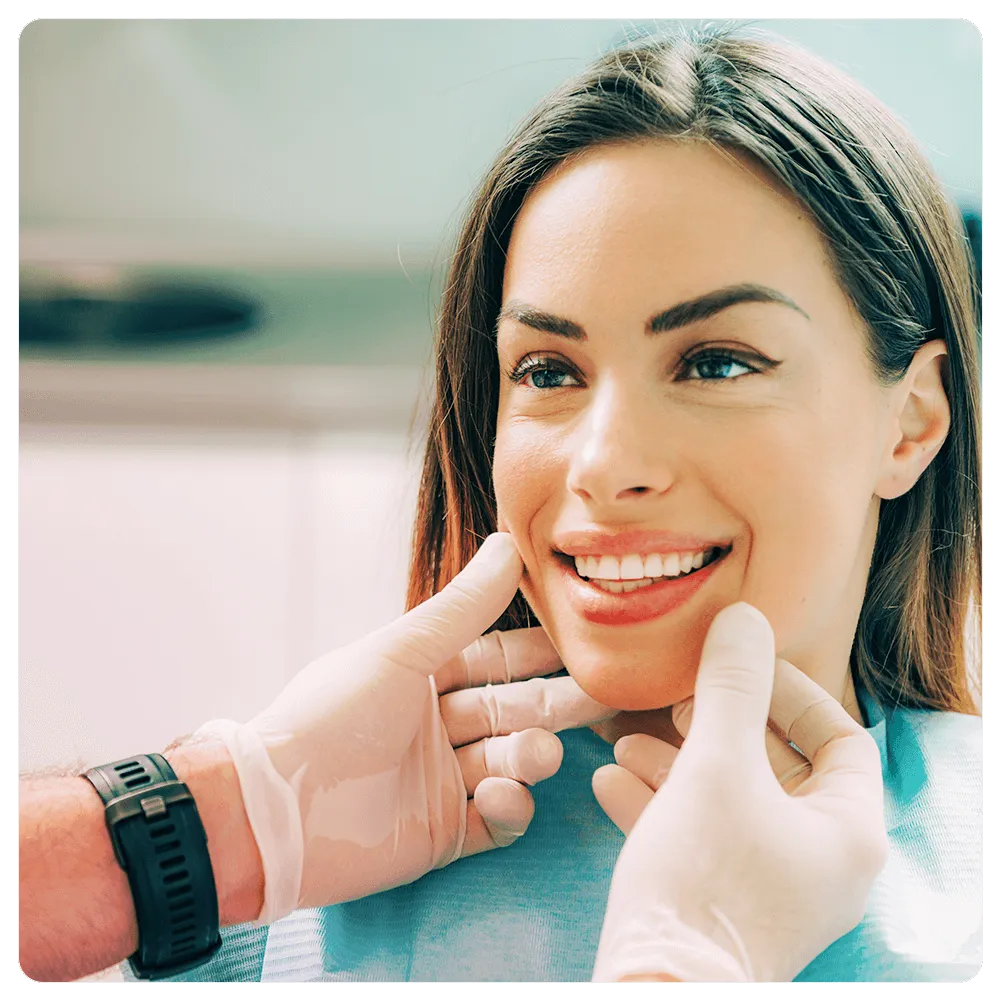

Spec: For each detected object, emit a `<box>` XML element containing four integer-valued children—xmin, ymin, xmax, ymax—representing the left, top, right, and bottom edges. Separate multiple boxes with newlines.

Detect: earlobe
<box><xmin>875</xmin><ymin>340</ymin><xmax>951</xmax><ymax>500</ymax></box>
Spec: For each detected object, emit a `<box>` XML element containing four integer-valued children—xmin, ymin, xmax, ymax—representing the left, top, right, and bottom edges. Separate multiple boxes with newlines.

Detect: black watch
<box><xmin>82</xmin><ymin>753</ymin><xmax>223</xmax><ymax>980</ymax></box>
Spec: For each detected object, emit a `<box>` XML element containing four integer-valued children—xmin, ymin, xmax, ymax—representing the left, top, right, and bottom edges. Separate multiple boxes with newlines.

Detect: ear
<box><xmin>875</xmin><ymin>339</ymin><xmax>951</xmax><ymax>501</ymax></box>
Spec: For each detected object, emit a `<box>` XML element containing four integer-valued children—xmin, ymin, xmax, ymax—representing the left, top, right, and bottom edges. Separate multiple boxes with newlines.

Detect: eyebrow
<box><xmin>496</xmin><ymin>283</ymin><xmax>810</xmax><ymax>340</ymax></box>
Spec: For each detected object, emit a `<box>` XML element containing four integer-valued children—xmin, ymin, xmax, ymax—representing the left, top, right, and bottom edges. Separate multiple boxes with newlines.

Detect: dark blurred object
<box><xmin>962</xmin><ymin>211</ymin><xmax>981</xmax><ymax>279</ymax></box>
<box><xmin>962</xmin><ymin>211</ymin><xmax>983</xmax><ymax>379</ymax></box>
<box><xmin>20</xmin><ymin>275</ymin><xmax>257</xmax><ymax>347</ymax></box>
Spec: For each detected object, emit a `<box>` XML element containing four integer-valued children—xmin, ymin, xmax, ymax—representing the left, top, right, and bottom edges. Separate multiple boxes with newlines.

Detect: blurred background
<box><xmin>19</xmin><ymin>19</ymin><xmax>982</xmax><ymax>774</ymax></box>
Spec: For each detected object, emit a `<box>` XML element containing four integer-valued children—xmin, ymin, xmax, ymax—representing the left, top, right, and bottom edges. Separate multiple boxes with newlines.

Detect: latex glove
<box><xmin>590</xmin><ymin>603</ymin><xmax>888</xmax><ymax>983</ymax></box>
<box><xmin>197</xmin><ymin>533</ymin><xmax>616</xmax><ymax>925</ymax></box>
<box><xmin>601</xmin><ymin>675</ymin><xmax>815</xmax><ymax>838</ymax></box>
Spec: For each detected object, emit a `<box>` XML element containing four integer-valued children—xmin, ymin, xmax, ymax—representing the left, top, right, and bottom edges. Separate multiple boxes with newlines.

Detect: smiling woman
<box><xmin>408</xmin><ymin>28</ymin><xmax>980</xmax><ymax>723</ymax></box>
<box><xmin>392</xmin><ymin>22</ymin><xmax>981</xmax><ymax>982</ymax></box>
<box><xmin>490</xmin><ymin>137</ymin><xmax>953</xmax><ymax>719</ymax></box>
<box><xmin>120</xmin><ymin>21</ymin><xmax>979</xmax><ymax>987</ymax></box>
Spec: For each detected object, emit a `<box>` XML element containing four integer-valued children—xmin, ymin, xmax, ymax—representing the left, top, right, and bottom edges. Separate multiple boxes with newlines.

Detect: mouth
<box><xmin>551</xmin><ymin>542</ymin><xmax>733</xmax><ymax>627</ymax></box>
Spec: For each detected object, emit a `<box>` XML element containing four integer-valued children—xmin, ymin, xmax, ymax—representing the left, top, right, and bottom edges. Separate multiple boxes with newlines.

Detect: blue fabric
<box><xmin>795</xmin><ymin>693</ymin><xmax>982</xmax><ymax>982</ymax></box>
<box><xmin>144</xmin><ymin>691</ymin><xmax>981</xmax><ymax>983</ymax></box>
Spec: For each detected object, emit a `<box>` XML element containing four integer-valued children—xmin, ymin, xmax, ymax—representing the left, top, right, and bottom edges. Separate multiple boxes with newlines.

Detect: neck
<box><xmin>591</xmin><ymin>659</ymin><xmax>863</xmax><ymax>747</ymax></box>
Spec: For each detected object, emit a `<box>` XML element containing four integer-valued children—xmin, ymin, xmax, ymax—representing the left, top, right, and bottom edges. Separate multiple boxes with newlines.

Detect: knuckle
<box><xmin>464</xmin><ymin>631</ymin><xmax>507</xmax><ymax>685</ymax></box>
<box><xmin>523</xmin><ymin>676</ymin><xmax>556</xmax><ymax>729</ymax></box>
<box><xmin>482</xmin><ymin>685</ymin><xmax>502</xmax><ymax>736</ymax></box>
<box><xmin>478</xmin><ymin>735</ymin><xmax>498</xmax><ymax>780</ymax></box>
<box><xmin>492</xmin><ymin>631</ymin><xmax>515</xmax><ymax>683</ymax></box>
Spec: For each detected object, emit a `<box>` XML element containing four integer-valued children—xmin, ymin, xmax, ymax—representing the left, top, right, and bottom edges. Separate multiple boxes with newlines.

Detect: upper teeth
<box><xmin>573</xmin><ymin>549</ymin><xmax>715</xmax><ymax>581</ymax></box>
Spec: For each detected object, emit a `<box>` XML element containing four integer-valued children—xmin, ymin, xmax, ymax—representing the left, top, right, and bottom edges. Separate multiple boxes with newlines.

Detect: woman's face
<box><xmin>493</xmin><ymin>140</ymin><xmax>898</xmax><ymax>711</ymax></box>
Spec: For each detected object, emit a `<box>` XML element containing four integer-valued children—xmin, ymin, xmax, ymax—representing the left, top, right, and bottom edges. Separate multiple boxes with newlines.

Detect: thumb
<box><xmin>377</xmin><ymin>533</ymin><xmax>524</xmax><ymax>678</ymax></box>
<box><xmin>687</xmin><ymin>602</ymin><xmax>776</xmax><ymax>752</ymax></box>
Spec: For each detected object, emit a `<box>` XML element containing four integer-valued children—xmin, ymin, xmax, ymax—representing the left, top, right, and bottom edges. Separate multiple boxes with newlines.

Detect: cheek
<box><xmin>493</xmin><ymin>419</ymin><xmax>563</xmax><ymax>539</ymax></box>
<box><xmin>716</xmin><ymin>403</ymin><xmax>884</xmax><ymax>647</ymax></box>
<box><xmin>493</xmin><ymin>418</ymin><xmax>569</xmax><ymax>642</ymax></box>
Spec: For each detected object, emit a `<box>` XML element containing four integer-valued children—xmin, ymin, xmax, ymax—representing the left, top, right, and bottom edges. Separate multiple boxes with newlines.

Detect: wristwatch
<box><xmin>82</xmin><ymin>753</ymin><xmax>223</xmax><ymax>980</ymax></box>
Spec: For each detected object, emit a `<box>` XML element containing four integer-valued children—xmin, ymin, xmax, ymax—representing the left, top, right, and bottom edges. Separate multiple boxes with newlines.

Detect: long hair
<box><xmin>406</xmin><ymin>24</ymin><xmax>981</xmax><ymax>715</ymax></box>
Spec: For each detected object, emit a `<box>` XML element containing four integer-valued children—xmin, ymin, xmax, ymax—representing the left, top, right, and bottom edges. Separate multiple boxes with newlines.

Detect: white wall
<box><xmin>20</xmin><ymin>19</ymin><xmax>982</xmax><ymax>265</ymax></box>
<box><xmin>19</xmin><ymin>422</ymin><xmax>420</xmax><ymax>772</ymax></box>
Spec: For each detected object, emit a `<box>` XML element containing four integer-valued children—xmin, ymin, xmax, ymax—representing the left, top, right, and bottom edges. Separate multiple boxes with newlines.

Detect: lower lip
<box><xmin>556</xmin><ymin>552</ymin><xmax>727</xmax><ymax>626</ymax></box>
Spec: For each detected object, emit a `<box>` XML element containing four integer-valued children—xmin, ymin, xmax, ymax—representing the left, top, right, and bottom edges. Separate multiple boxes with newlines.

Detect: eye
<box><xmin>506</xmin><ymin>354</ymin><xmax>582</xmax><ymax>390</ymax></box>
<box><xmin>677</xmin><ymin>347</ymin><xmax>771</xmax><ymax>382</ymax></box>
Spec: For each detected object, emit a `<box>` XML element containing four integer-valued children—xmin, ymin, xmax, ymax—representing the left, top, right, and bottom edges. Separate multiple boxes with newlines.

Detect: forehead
<box><xmin>502</xmin><ymin>140</ymin><xmax>839</xmax><ymax>314</ymax></box>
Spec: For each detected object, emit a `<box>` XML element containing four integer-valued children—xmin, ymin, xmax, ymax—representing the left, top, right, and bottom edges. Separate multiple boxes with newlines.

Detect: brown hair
<box><xmin>406</xmin><ymin>24</ymin><xmax>981</xmax><ymax>715</ymax></box>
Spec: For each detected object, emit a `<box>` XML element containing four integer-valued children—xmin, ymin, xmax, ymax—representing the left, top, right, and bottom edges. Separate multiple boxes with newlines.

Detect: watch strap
<box><xmin>83</xmin><ymin>753</ymin><xmax>222</xmax><ymax>980</ymax></box>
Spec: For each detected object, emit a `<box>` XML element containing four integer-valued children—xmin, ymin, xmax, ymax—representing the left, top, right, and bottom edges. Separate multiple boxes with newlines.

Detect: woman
<box><xmin>152</xmin><ymin>23</ymin><xmax>981</xmax><ymax>982</ymax></box>
<box><xmin>399</xmin><ymin>22</ymin><xmax>981</xmax><ymax>981</ymax></box>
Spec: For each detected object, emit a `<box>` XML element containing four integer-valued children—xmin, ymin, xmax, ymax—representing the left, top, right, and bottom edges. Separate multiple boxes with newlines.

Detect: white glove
<box><xmin>591</xmin><ymin>602</ymin><xmax>889</xmax><ymax>983</ymax></box>
<box><xmin>196</xmin><ymin>533</ymin><xmax>616</xmax><ymax>924</ymax></box>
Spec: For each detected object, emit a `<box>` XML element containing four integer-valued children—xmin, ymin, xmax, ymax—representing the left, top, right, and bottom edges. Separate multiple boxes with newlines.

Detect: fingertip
<box><xmin>592</xmin><ymin>761</ymin><xmax>619</xmax><ymax>790</ymax></box>
<box><xmin>478</xmin><ymin>532</ymin><xmax>521</xmax><ymax>566</ymax></box>
<box><xmin>710</xmin><ymin>601</ymin><xmax>773</xmax><ymax>642</ymax></box>
<box><xmin>533</xmin><ymin>729</ymin><xmax>564</xmax><ymax>775</ymax></box>
<box><xmin>513</xmin><ymin>729</ymin><xmax>563</xmax><ymax>784</ymax></box>
<box><xmin>730</xmin><ymin>601</ymin><xmax>769</xmax><ymax>625</ymax></box>
<box><xmin>612</xmin><ymin>733</ymin><xmax>639</xmax><ymax>766</ymax></box>
<box><xmin>474</xmin><ymin>776</ymin><xmax>533</xmax><ymax>837</ymax></box>
<box><xmin>591</xmin><ymin>763</ymin><xmax>651</xmax><ymax>836</ymax></box>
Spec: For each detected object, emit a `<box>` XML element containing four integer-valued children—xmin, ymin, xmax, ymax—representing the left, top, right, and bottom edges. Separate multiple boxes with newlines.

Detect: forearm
<box><xmin>19</xmin><ymin>739</ymin><xmax>264</xmax><ymax>982</ymax></box>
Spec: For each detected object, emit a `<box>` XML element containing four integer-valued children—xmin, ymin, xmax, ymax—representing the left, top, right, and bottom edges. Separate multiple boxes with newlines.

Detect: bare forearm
<box><xmin>19</xmin><ymin>740</ymin><xmax>264</xmax><ymax>982</ymax></box>
<box><xmin>19</xmin><ymin>770</ymin><xmax>136</xmax><ymax>981</ymax></box>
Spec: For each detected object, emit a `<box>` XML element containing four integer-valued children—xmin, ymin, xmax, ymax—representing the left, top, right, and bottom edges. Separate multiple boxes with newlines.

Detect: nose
<box><xmin>566</xmin><ymin>381</ymin><xmax>677</xmax><ymax>508</ymax></box>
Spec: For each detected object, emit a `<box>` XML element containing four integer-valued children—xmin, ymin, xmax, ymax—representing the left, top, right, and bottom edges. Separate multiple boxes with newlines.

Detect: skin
<box><xmin>492</xmin><ymin>139</ymin><xmax>950</xmax><ymax>737</ymax></box>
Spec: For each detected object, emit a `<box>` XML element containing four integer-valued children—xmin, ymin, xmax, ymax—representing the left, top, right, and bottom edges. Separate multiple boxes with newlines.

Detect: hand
<box><xmin>597</xmin><ymin>678</ymin><xmax>814</xmax><ymax>837</ymax></box>
<box><xmin>197</xmin><ymin>533</ymin><xmax>616</xmax><ymax>924</ymax></box>
<box><xmin>434</xmin><ymin>625</ymin><xmax>618</xmax><ymax>849</ymax></box>
<box><xmin>590</xmin><ymin>603</ymin><xmax>888</xmax><ymax>983</ymax></box>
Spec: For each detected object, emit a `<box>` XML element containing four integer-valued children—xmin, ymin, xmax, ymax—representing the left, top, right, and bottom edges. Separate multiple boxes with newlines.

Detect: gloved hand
<box><xmin>197</xmin><ymin>533</ymin><xmax>616</xmax><ymax>925</ymax></box>
<box><xmin>590</xmin><ymin>602</ymin><xmax>888</xmax><ymax>983</ymax></box>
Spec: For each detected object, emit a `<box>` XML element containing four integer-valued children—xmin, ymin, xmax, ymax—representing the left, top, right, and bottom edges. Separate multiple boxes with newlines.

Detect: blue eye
<box><xmin>507</xmin><ymin>355</ymin><xmax>581</xmax><ymax>390</ymax></box>
<box><xmin>683</xmin><ymin>352</ymin><xmax>757</xmax><ymax>381</ymax></box>
<box><xmin>528</xmin><ymin>368</ymin><xmax>574</xmax><ymax>389</ymax></box>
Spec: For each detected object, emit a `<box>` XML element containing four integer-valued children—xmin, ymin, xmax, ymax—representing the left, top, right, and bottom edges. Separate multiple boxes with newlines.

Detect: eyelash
<box><xmin>505</xmin><ymin>347</ymin><xmax>773</xmax><ymax>389</ymax></box>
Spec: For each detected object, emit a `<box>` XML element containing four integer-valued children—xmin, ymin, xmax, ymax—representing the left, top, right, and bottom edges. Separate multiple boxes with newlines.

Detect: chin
<box><xmin>521</xmin><ymin>588</ymin><xmax>715</xmax><ymax>711</ymax></box>
<box><xmin>550</xmin><ymin>632</ymin><xmax>702</xmax><ymax>711</ymax></box>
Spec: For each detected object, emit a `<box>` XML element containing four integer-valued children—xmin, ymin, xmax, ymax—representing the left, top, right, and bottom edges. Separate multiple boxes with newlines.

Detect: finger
<box><xmin>455</xmin><ymin>729</ymin><xmax>563</xmax><ymax>796</ymax></box>
<box><xmin>377</xmin><ymin>533</ymin><xmax>523</xmax><ymax>678</ymax></box>
<box><xmin>460</xmin><ymin>778</ymin><xmax>534</xmax><ymax>856</ymax></box>
<box><xmin>768</xmin><ymin>658</ymin><xmax>883</xmax><ymax>798</ymax></box>
<box><xmin>769</xmin><ymin>658</ymin><xmax>863</xmax><ymax>760</ymax></box>
<box><xmin>677</xmin><ymin>690</ymin><xmax>811</xmax><ymax>790</ymax></box>
<box><xmin>435</xmin><ymin>627</ymin><xmax>562</xmax><ymax>695</ymax></box>
<box><xmin>613</xmin><ymin>733</ymin><xmax>680</xmax><ymax>791</ymax></box>
<box><xmin>592</xmin><ymin>763</ymin><xmax>654</xmax><ymax>835</ymax></box>
<box><xmin>671</xmin><ymin>697</ymin><xmax>694</xmax><ymax>740</ymax></box>
<box><xmin>687</xmin><ymin>603</ymin><xmax>776</xmax><ymax>752</ymax></box>
<box><xmin>441</xmin><ymin>674</ymin><xmax>618</xmax><ymax>747</ymax></box>
<box><xmin>765</xmin><ymin>724</ymin><xmax>812</xmax><ymax>792</ymax></box>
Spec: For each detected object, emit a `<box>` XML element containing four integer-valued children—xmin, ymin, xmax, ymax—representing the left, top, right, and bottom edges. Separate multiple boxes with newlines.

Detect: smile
<box><xmin>553</xmin><ymin>543</ymin><xmax>732</xmax><ymax>626</ymax></box>
<box><xmin>572</xmin><ymin>546</ymin><xmax>725</xmax><ymax>592</ymax></box>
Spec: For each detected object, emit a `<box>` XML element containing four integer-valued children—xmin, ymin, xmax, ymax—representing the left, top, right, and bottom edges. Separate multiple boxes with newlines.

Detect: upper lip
<box><xmin>552</xmin><ymin>528</ymin><xmax>733</xmax><ymax>558</ymax></box>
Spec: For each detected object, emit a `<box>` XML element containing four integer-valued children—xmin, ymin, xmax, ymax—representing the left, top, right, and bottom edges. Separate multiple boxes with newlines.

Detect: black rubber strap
<box><xmin>83</xmin><ymin>753</ymin><xmax>222</xmax><ymax>980</ymax></box>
